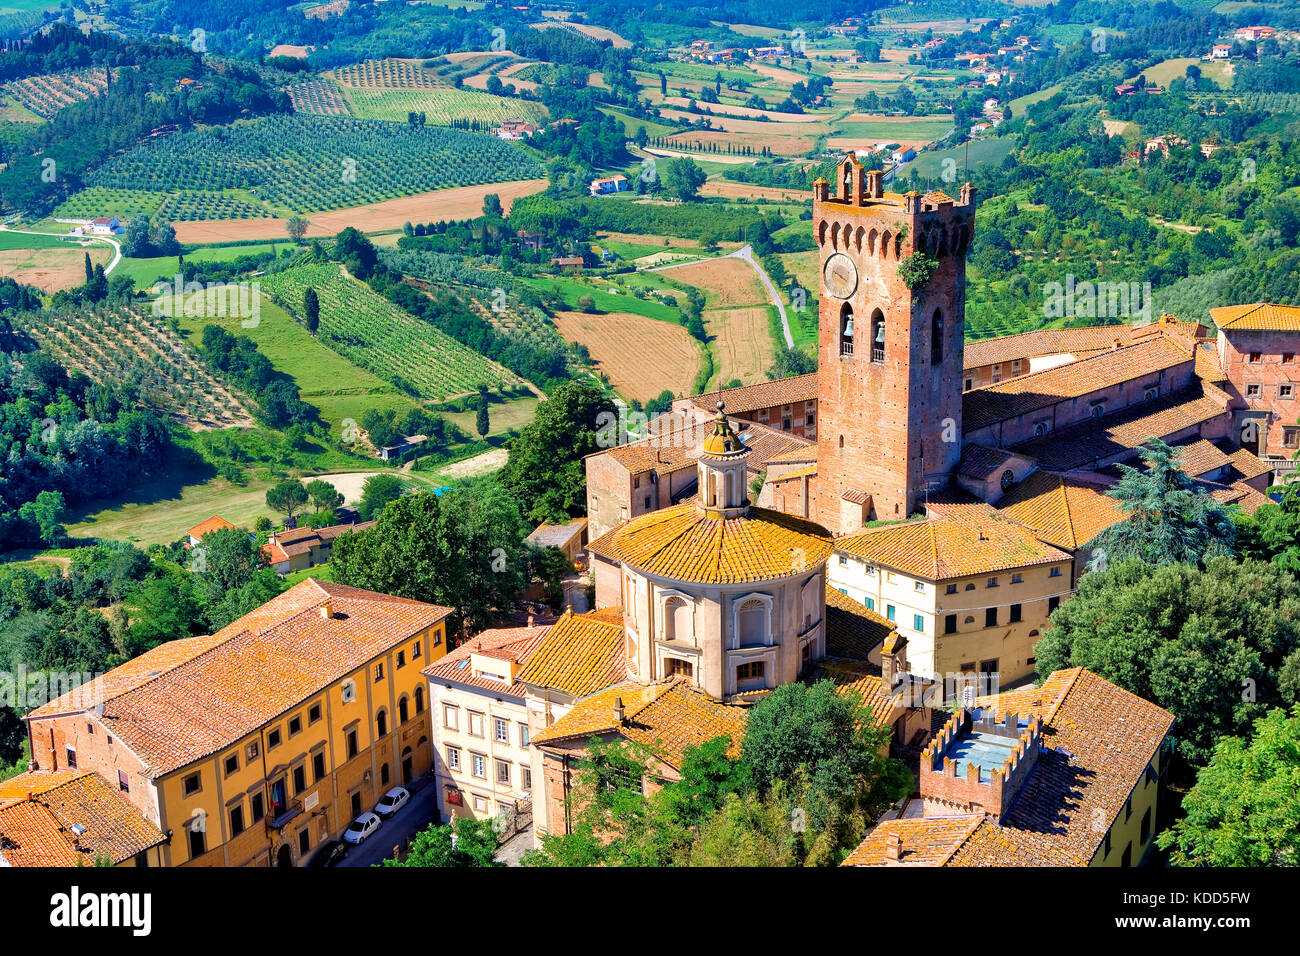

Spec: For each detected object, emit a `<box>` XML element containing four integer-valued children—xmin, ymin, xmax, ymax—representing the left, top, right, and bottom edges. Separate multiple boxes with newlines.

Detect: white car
<box><xmin>374</xmin><ymin>787</ymin><xmax>410</xmax><ymax>818</ymax></box>
<box><xmin>342</xmin><ymin>812</ymin><xmax>382</xmax><ymax>844</ymax></box>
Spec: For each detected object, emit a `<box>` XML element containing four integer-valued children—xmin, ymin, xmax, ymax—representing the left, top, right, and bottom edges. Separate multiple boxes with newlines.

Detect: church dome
<box><xmin>611</xmin><ymin>503</ymin><xmax>833</xmax><ymax>586</ymax></box>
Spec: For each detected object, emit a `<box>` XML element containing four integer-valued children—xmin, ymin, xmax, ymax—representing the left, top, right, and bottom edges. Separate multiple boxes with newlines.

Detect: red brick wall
<box><xmin>1219</xmin><ymin>329</ymin><xmax>1300</xmax><ymax>458</ymax></box>
<box><xmin>814</xmin><ymin>177</ymin><xmax>973</xmax><ymax>531</ymax></box>
<box><xmin>29</xmin><ymin>714</ymin><xmax>159</xmax><ymax>825</ymax></box>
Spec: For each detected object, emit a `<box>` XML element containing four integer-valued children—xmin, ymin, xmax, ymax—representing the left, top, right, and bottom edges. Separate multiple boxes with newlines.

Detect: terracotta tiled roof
<box><xmin>690</xmin><ymin>372</ymin><xmax>818</xmax><ymax>415</ymax></box>
<box><xmin>613</xmin><ymin>502</ymin><xmax>833</xmax><ymax>585</ymax></box>
<box><xmin>1008</xmin><ymin>386</ymin><xmax>1226</xmax><ymax>471</ymax></box>
<box><xmin>1171</xmin><ymin>437</ymin><xmax>1233</xmax><ymax>477</ymax></box>
<box><xmin>994</xmin><ymin>470</ymin><xmax>1123</xmax><ymax>551</ymax></box>
<box><xmin>842</xmin><ymin>815</ymin><xmax>983</xmax><ymax>866</ymax></box>
<box><xmin>526</xmin><ymin>518</ymin><xmax>588</xmax><ymax>550</ymax></box>
<box><xmin>963</xmin><ymin>337</ymin><xmax>1194</xmax><ymax>431</ymax></box>
<box><xmin>836</xmin><ymin>505</ymin><xmax>1070</xmax><ymax>579</ymax></box>
<box><xmin>600</xmin><ymin>424</ymin><xmax>701</xmax><ymax>475</ymax></box>
<box><xmin>531</xmin><ymin>679</ymin><xmax>747</xmax><ymax>768</ymax></box>
<box><xmin>1225</xmin><ymin>446</ymin><xmax>1274</xmax><ymax>483</ymax></box>
<box><xmin>0</xmin><ymin>772</ymin><xmax>167</xmax><ymax>867</ymax></box>
<box><xmin>963</xmin><ymin>320</ymin><xmax>1205</xmax><ymax>371</ymax></box>
<box><xmin>765</xmin><ymin>443</ymin><xmax>817</xmax><ymax>465</ymax></box>
<box><xmin>26</xmin><ymin>633</ymin><xmax>231</xmax><ymax>719</ymax></box>
<box><xmin>1210</xmin><ymin>302</ymin><xmax>1300</xmax><ymax>331</ymax></box>
<box><xmin>516</xmin><ymin>607</ymin><xmax>627</xmax><ymax>699</ymax></box>
<box><xmin>422</xmin><ymin>625</ymin><xmax>552</xmax><ymax>698</ymax></box>
<box><xmin>733</xmin><ymin>422</ymin><xmax>813</xmax><ymax>472</ymax></box>
<box><xmin>958</xmin><ymin>443</ymin><xmax>1014</xmax><ymax>480</ymax></box>
<box><xmin>825</xmin><ymin>585</ymin><xmax>894</xmax><ymax>660</ymax></box>
<box><xmin>187</xmin><ymin>515</ymin><xmax>236</xmax><ymax>539</ymax></box>
<box><xmin>944</xmin><ymin>668</ymin><xmax>1175</xmax><ymax>866</ymax></box>
<box><xmin>805</xmin><ymin>657</ymin><xmax>896</xmax><ymax>728</ymax></box>
<box><xmin>27</xmin><ymin>580</ymin><xmax>453</xmax><ymax>777</ymax></box>
<box><xmin>1194</xmin><ymin>342</ymin><xmax>1225</xmax><ymax>382</ymax></box>
<box><xmin>585</xmin><ymin>522</ymin><xmax>624</xmax><ymax>561</ymax></box>
<box><xmin>846</xmin><ymin>668</ymin><xmax>1173</xmax><ymax>866</ymax></box>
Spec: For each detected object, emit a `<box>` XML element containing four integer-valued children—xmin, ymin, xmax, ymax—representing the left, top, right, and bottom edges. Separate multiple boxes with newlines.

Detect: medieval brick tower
<box><xmin>813</xmin><ymin>155</ymin><xmax>976</xmax><ymax>533</ymax></box>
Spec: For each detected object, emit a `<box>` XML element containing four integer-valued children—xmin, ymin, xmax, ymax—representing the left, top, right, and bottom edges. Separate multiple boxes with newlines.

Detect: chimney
<box><xmin>885</xmin><ymin>832</ymin><xmax>903</xmax><ymax>862</ymax></box>
<box><xmin>319</xmin><ymin>600</ymin><xmax>333</xmax><ymax>620</ymax></box>
<box><xmin>613</xmin><ymin>696</ymin><xmax>626</xmax><ymax>724</ymax></box>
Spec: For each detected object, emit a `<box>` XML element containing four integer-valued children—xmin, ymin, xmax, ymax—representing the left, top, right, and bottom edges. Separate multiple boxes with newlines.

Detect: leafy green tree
<box><xmin>265</xmin><ymin>480</ymin><xmax>308</xmax><ymax>521</ymax></box>
<box><xmin>18</xmin><ymin>491</ymin><xmax>65</xmax><ymax>546</ymax></box>
<box><xmin>1035</xmin><ymin>557</ymin><xmax>1300</xmax><ymax>764</ymax></box>
<box><xmin>1090</xmin><ymin>438</ymin><xmax>1235</xmax><ymax>568</ymax></box>
<box><xmin>382</xmin><ymin>817</ymin><xmax>501</xmax><ymax>867</ymax></box>
<box><xmin>127</xmin><ymin>565</ymin><xmax>204</xmax><ymax>648</ymax></box>
<box><xmin>663</xmin><ymin>157</ymin><xmax>707</xmax><ymax>201</ymax></box>
<box><xmin>357</xmin><ymin>473</ymin><xmax>405</xmax><ymax>521</ymax></box>
<box><xmin>190</xmin><ymin>525</ymin><xmax>263</xmax><ymax>605</ymax></box>
<box><xmin>742</xmin><ymin>680</ymin><xmax>909</xmax><ymax>835</ymax></box>
<box><xmin>1158</xmin><ymin>705</ymin><xmax>1300</xmax><ymax>866</ymax></box>
<box><xmin>286</xmin><ymin>216</ymin><xmax>309</xmax><ymax>243</ymax></box>
<box><xmin>330</xmin><ymin>483</ymin><xmax>529</xmax><ymax>633</ymax></box>
<box><xmin>304</xmin><ymin>478</ymin><xmax>343</xmax><ymax>515</ymax></box>
<box><xmin>499</xmin><ymin>381</ymin><xmax>617</xmax><ymax>524</ymax></box>
<box><xmin>1233</xmin><ymin>481</ymin><xmax>1300</xmax><ymax>570</ymax></box>
<box><xmin>482</xmin><ymin>193</ymin><xmax>503</xmax><ymax>218</ymax></box>
<box><xmin>691</xmin><ymin>787</ymin><xmax>798</xmax><ymax>866</ymax></box>
<box><xmin>767</xmin><ymin>346</ymin><xmax>817</xmax><ymax>380</ymax></box>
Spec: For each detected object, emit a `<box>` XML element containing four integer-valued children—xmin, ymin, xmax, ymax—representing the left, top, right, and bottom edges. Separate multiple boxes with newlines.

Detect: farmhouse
<box><xmin>589</xmin><ymin>174</ymin><xmax>629</xmax><ymax>196</ymax></box>
<box><xmin>186</xmin><ymin>514</ymin><xmax>236</xmax><ymax>547</ymax></box>
<box><xmin>1211</xmin><ymin>44</ymin><xmax>1232</xmax><ymax>59</ymax></box>
<box><xmin>378</xmin><ymin>433</ymin><xmax>427</xmax><ymax>461</ymax></box>
<box><xmin>261</xmin><ymin>520</ymin><xmax>375</xmax><ymax>574</ymax></box>
<box><xmin>89</xmin><ymin>216</ymin><xmax>122</xmax><ymax>234</ymax></box>
<box><xmin>1234</xmin><ymin>26</ymin><xmax>1274</xmax><ymax>41</ymax></box>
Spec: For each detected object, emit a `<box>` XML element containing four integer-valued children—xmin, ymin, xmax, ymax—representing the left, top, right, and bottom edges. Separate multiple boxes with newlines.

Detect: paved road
<box><xmin>650</xmin><ymin>244</ymin><xmax>794</xmax><ymax>348</ymax></box>
<box><xmin>336</xmin><ymin>779</ymin><xmax>442</xmax><ymax>867</ymax></box>
<box><xmin>0</xmin><ymin>223</ymin><xmax>123</xmax><ymax>275</ymax></box>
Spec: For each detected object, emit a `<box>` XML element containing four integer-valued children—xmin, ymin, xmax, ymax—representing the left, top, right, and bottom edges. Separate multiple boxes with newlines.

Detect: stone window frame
<box><xmin>729</xmin><ymin>592</ymin><xmax>774</xmax><ymax>650</ymax></box>
<box><xmin>656</xmin><ymin>588</ymin><xmax>696</xmax><ymax>646</ymax></box>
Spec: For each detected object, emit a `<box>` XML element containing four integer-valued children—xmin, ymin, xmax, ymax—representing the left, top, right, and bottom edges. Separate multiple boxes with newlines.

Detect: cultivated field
<box><xmin>173</xmin><ymin>178</ymin><xmax>547</xmax><ymax>243</ymax></box>
<box><xmin>341</xmin><ymin>86</ymin><xmax>548</xmax><ymax>126</ymax></box>
<box><xmin>260</xmin><ymin>263</ymin><xmax>524</xmax><ymax>400</ymax></box>
<box><xmin>83</xmin><ymin>115</ymin><xmax>543</xmax><ymax>217</ymax></box>
<box><xmin>552</xmin><ymin>310</ymin><xmax>702</xmax><ymax>402</ymax></box>
<box><xmin>2</xmin><ymin>67</ymin><xmax>110</xmax><ymax>118</ymax></box>
<box><xmin>700</xmin><ymin>179</ymin><xmax>810</xmax><ymax>202</ymax></box>
<box><xmin>286</xmin><ymin>77</ymin><xmax>349</xmax><ymax>115</ymax></box>
<box><xmin>704</xmin><ymin>306</ymin><xmax>776</xmax><ymax>386</ymax></box>
<box><xmin>661</xmin><ymin>257</ymin><xmax>767</xmax><ymax>308</ymax></box>
<box><xmin>0</xmin><ymin>245</ymin><xmax>111</xmax><ymax>292</ymax></box>
<box><xmin>12</xmin><ymin>305</ymin><xmax>255</xmax><ymax>429</ymax></box>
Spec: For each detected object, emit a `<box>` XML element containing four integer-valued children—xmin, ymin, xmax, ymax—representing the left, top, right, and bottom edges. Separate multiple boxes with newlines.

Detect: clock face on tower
<box><xmin>823</xmin><ymin>252</ymin><xmax>858</xmax><ymax>299</ymax></box>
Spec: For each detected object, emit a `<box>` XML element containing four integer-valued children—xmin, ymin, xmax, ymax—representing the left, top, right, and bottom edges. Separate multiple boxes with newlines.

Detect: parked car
<box><xmin>308</xmin><ymin>840</ymin><xmax>350</xmax><ymax>867</ymax></box>
<box><xmin>374</xmin><ymin>786</ymin><xmax>411</xmax><ymax>818</ymax></box>
<box><xmin>342</xmin><ymin>812</ymin><xmax>382</xmax><ymax>845</ymax></box>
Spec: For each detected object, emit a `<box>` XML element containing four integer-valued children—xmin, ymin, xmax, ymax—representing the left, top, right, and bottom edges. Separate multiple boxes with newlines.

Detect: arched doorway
<box><xmin>401</xmin><ymin>747</ymin><xmax>413</xmax><ymax>784</ymax></box>
<box><xmin>276</xmin><ymin>844</ymin><xmax>292</xmax><ymax>868</ymax></box>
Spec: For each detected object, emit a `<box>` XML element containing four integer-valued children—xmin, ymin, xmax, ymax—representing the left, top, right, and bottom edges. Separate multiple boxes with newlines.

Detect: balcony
<box><xmin>269</xmin><ymin>800</ymin><xmax>302</xmax><ymax>830</ymax></box>
<box><xmin>871</xmin><ymin>346</ymin><xmax>885</xmax><ymax>363</ymax></box>
<box><xmin>840</xmin><ymin>340</ymin><xmax>853</xmax><ymax>356</ymax></box>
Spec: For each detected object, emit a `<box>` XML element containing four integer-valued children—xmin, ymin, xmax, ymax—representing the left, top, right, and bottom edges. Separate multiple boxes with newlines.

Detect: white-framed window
<box><xmin>443</xmin><ymin>704</ymin><xmax>458</xmax><ymax>731</ymax></box>
<box><xmin>446</xmin><ymin>746</ymin><xmax>461</xmax><ymax>770</ymax></box>
<box><xmin>471</xmin><ymin>754</ymin><xmax>486</xmax><ymax>779</ymax></box>
<box><xmin>473</xmin><ymin>794</ymin><xmax>488</xmax><ymax>812</ymax></box>
<box><xmin>496</xmin><ymin>760</ymin><xmax>511</xmax><ymax>786</ymax></box>
<box><xmin>493</xmin><ymin>717</ymin><xmax>509</xmax><ymax>743</ymax></box>
<box><xmin>732</xmin><ymin>594</ymin><xmax>772</xmax><ymax>648</ymax></box>
<box><xmin>468</xmin><ymin>712</ymin><xmax>484</xmax><ymax>737</ymax></box>
<box><xmin>518</xmin><ymin>722</ymin><xmax>530</xmax><ymax>747</ymax></box>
